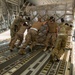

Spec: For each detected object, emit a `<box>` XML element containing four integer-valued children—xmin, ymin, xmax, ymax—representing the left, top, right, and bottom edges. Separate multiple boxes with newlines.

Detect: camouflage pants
<box><xmin>45</xmin><ymin>33</ymin><xmax>57</xmax><ymax>48</ymax></box>
<box><xmin>51</xmin><ymin>35</ymin><xmax>68</xmax><ymax>59</ymax></box>
<box><xmin>9</xmin><ymin>28</ymin><xmax>16</xmax><ymax>46</ymax></box>
<box><xmin>9</xmin><ymin>33</ymin><xmax>23</xmax><ymax>50</ymax></box>
<box><xmin>21</xmin><ymin>29</ymin><xmax>38</xmax><ymax>50</ymax></box>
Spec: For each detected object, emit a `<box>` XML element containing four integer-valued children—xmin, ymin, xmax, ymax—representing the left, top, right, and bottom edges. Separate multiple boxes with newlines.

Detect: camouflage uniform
<box><xmin>51</xmin><ymin>23</ymin><xmax>69</xmax><ymax>60</ymax></box>
<box><xmin>44</xmin><ymin>21</ymin><xmax>58</xmax><ymax>51</ymax></box>
<box><xmin>9</xmin><ymin>24</ymin><xmax>27</xmax><ymax>51</ymax></box>
<box><xmin>19</xmin><ymin>21</ymin><xmax>46</xmax><ymax>54</ymax></box>
<box><xmin>9</xmin><ymin>16</ymin><xmax>25</xmax><ymax>46</ymax></box>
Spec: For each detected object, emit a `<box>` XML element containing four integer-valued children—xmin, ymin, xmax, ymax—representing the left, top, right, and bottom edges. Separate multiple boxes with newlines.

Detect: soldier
<box><xmin>9</xmin><ymin>14</ymin><xmax>25</xmax><ymax>46</ymax></box>
<box><xmin>44</xmin><ymin>16</ymin><xmax>58</xmax><ymax>51</ymax></box>
<box><xmin>18</xmin><ymin>18</ymin><xmax>47</xmax><ymax>55</ymax></box>
<box><xmin>50</xmin><ymin>18</ymin><xmax>69</xmax><ymax>62</ymax></box>
<box><xmin>9</xmin><ymin>22</ymin><xmax>28</xmax><ymax>51</ymax></box>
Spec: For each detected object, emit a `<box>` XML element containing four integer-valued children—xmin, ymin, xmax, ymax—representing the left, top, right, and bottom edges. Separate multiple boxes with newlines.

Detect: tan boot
<box><xmin>18</xmin><ymin>49</ymin><xmax>26</xmax><ymax>55</ymax></box>
<box><xmin>29</xmin><ymin>46</ymin><xmax>33</xmax><ymax>52</ymax></box>
<box><xmin>9</xmin><ymin>45</ymin><xmax>16</xmax><ymax>52</ymax></box>
<box><xmin>50</xmin><ymin>54</ymin><xmax>54</xmax><ymax>63</ymax></box>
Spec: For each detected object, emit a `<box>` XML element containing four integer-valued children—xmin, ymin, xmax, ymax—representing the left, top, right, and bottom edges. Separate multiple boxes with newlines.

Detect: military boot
<box><xmin>18</xmin><ymin>49</ymin><xmax>26</xmax><ymax>55</ymax></box>
<box><xmin>49</xmin><ymin>54</ymin><xmax>55</xmax><ymax>63</ymax></box>
<box><xmin>54</xmin><ymin>55</ymin><xmax>60</xmax><ymax>62</ymax></box>
<box><xmin>9</xmin><ymin>44</ymin><xmax>16</xmax><ymax>52</ymax></box>
<box><xmin>29</xmin><ymin>45</ymin><xmax>33</xmax><ymax>52</ymax></box>
<box><xmin>55</xmin><ymin>56</ymin><xmax>60</xmax><ymax>62</ymax></box>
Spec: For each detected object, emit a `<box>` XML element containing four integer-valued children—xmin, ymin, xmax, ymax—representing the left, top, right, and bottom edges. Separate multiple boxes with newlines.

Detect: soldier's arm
<box><xmin>42</xmin><ymin>21</ymin><xmax>47</xmax><ymax>25</ymax></box>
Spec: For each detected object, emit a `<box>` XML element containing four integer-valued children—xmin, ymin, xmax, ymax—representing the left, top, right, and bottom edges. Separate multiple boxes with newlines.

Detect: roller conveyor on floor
<box><xmin>0</xmin><ymin>42</ymin><xmax>72</xmax><ymax>75</ymax></box>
